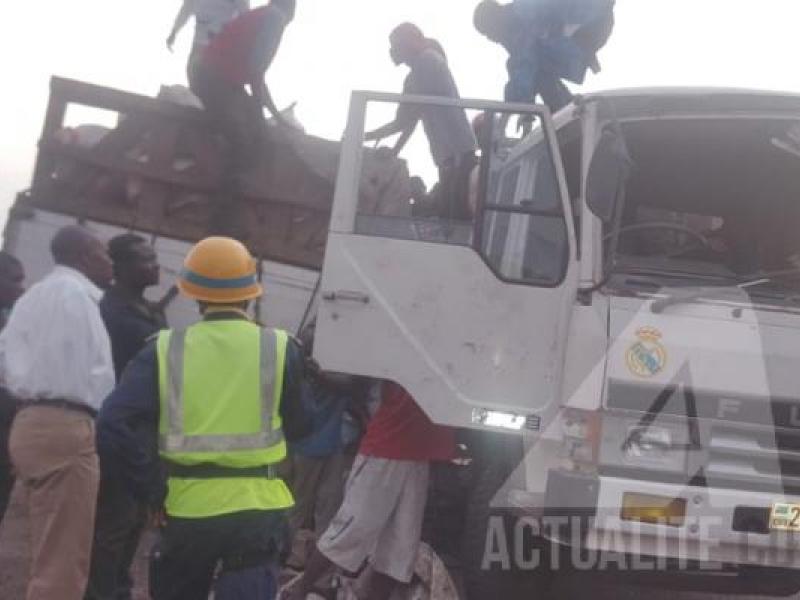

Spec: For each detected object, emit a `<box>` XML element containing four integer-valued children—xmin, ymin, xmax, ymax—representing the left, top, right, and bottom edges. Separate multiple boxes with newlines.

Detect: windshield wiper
<box><xmin>650</xmin><ymin>271</ymin><xmax>800</xmax><ymax>314</ymax></box>
<box><xmin>614</xmin><ymin>264</ymin><xmax>737</xmax><ymax>285</ymax></box>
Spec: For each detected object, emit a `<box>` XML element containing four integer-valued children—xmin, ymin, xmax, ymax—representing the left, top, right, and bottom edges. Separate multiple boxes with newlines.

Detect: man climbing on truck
<box><xmin>473</xmin><ymin>0</ymin><xmax>615</xmax><ymax>112</ymax></box>
<box><xmin>286</xmin><ymin>381</ymin><xmax>457</xmax><ymax>600</ymax></box>
<box><xmin>190</xmin><ymin>0</ymin><xmax>299</xmax><ymax>193</ymax></box>
<box><xmin>166</xmin><ymin>0</ymin><xmax>251</xmax><ymax>82</ymax></box>
<box><xmin>364</xmin><ymin>23</ymin><xmax>477</xmax><ymax>220</ymax></box>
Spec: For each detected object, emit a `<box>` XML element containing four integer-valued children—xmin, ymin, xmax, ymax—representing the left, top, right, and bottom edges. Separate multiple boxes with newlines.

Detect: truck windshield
<box><xmin>606</xmin><ymin>117</ymin><xmax>800</xmax><ymax>296</ymax></box>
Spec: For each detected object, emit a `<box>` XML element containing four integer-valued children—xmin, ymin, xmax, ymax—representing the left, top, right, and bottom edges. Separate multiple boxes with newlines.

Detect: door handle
<box><xmin>322</xmin><ymin>290</ymin><xmax>370</xmax><ymax>304</ymax></box>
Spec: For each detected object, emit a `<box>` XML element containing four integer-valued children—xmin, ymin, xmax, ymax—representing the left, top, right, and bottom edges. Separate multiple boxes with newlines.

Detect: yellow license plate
<box><xmin>769</xmin><ymin>502</ymin><xmax>800</xmax><ymax>531</ymax></box>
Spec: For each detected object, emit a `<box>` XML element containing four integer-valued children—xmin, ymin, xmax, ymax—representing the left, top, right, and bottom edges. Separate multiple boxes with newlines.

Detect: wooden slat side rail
<box><xmin>49</xmin><ymin>76</ymin><xmax>207</xmax><ymax>124</ymax></box>
<box><xmin>32</xmin><ymin>76</ymin><xmax>209</xmax><ymax>197</ymax></box>
<box><xmin>37</xmin><ymin>140</ymin><xmax>332</xmax><ymax>212</ymax></box>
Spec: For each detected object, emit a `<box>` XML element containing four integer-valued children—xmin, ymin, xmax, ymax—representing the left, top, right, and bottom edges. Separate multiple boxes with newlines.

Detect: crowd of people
<box><xmin>0</xmin><ymin>1</ymin><xmax>617</xmax><ymax>599</ymax></box>
<box><xmin>0</xmin><ymin>226</ymin><xmax>457</xmax><ymax>600</ymax></box>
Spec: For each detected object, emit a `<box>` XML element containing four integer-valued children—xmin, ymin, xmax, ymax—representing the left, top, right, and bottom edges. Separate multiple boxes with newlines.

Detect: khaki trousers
<box><xmin>9</xmin><ymin>406</ymin><xmax>100</xmax><ymax>600</ymax></box>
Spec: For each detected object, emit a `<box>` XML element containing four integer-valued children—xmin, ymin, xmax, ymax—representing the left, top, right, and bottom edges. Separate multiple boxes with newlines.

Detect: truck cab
<box><xmin>314</xmin><ymin>88</ymin><xmax>800</xmax><ymax>596</ymax></box>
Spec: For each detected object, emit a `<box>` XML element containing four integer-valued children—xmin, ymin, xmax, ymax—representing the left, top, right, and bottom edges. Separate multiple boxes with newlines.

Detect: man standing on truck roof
<box><xmin>0</xmin><ymin>252</ymin><xmax>25</xmax><ymax>526</ymax></box>
<box><xmin>0</xmin><ymin>226</ymin><xmax>114</xmax><ymax>600</ymax></box>
<box><xmin>286</xmin><ymin>381</ymin><xmax>457</xmax><ymax>600</ymax></box>
<box><xmin>474</xmin><ymin>0</ymin><xmax>615</xmax><ymax>112</ymax></box>
<box><xmin>96</xmin><ymin>236</ymin><xmax>312</xmax><ymax>600</ymax></box>
<box><xmin>86</xmin><ymin>234</ymin><xmax>167</xmax><ymax>600</ymax></box>
<box><xmin>364</xmin><ymin>23</ymin><xmax>477</xmax><ymax>221</ymax></box>
<box><xmin>190</xmin><ymin>0</ymin><xmax>298</xmax><ymax>192</ymax></box>
<box><xmin>167</xmin><ymin>0</ymin><xmax>251</xmax><ymax>82</ymax></box>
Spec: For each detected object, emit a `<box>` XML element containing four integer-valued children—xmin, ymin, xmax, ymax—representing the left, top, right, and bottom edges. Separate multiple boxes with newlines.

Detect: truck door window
<box><xmin>349</xmin><ymin>97</ymin><xmax>570</xmax><ymax>287</ymax></box>
<box><xmin>353</xmin><ymin>98</ymin><xmax>484</xmax><ymax>246</ymax></box>
<box><xmin>479</xmin><ymin>134</ymin><xmax>569</xmax><ymax>286</ymax></box>
<box><xmin>485</xmin><ymin>165</ymin><xmax>520</xmax><ymax>266</ymax></box>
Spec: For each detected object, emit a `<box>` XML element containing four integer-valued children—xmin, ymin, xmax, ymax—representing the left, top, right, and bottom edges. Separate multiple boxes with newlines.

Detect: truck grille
<box><xmin>705</xmin><ymin>424</ymin><xmax>800</xmax><ymax>494</ymax></box>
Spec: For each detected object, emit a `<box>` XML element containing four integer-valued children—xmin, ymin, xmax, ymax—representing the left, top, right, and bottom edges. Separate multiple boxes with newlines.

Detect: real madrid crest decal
<box><xmin>626</xmin><ymin>327</ymin><xmax>667</xmax><ymax>378</ymax></box>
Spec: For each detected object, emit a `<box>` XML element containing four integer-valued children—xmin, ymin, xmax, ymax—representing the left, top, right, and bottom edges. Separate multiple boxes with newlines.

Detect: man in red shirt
<box><xmin>190</xmin><ymin>0</ymin><xmax>297</xmax><ymax>190</ymax></box>
<box><xmin>287</xmin><ymin>381</ymin><xmax>456</xmax><ymax>600</ymax></box>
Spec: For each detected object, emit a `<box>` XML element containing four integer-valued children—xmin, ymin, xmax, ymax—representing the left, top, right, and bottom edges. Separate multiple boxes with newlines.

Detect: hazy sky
<box><xmin>3</xmin><ymin>0</ymin><xmax>800</xmax><ymax>218</ymax></box>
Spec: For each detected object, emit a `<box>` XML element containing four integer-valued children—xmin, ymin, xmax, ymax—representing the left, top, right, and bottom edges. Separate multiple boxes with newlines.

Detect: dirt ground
<box><xmin>0</xmin><ymin>485</ymin><xmax>795</xmax><ymax>600</ymax></box>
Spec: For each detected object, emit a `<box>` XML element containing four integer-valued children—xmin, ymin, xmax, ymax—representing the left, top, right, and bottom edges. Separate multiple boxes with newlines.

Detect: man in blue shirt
<box><xmin>282</xmin><ymin>322</ymin><xmax>366</xmax><ymax>584</ymax></box>
<box><xmin>474</xmin><ymin>0</ymin><xmax>615</xmax><ymax>112</ymax></box>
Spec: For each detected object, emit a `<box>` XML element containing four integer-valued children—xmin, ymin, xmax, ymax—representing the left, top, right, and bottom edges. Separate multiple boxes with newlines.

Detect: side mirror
<box><xmin>586</xmin><ymin>129</ymin><xmax>632</xmax><ymax>223</ymax></box>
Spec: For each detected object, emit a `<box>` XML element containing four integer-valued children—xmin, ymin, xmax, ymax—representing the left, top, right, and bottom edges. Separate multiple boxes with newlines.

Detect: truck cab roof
<box><xmin>557</xmin><ymin>87</ymin><xmax>800</xmax><ymax>124</ymax></box>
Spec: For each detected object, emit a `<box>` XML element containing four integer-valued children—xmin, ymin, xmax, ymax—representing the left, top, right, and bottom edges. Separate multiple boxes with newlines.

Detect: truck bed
<box><xmin>19</xmin><ymin>76</ymin><xmax>413</xmax><ymax>271</ymax></box>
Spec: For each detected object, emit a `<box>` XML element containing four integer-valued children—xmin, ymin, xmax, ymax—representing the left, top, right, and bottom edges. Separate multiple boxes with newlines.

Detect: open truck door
<box><xmin>314</xmin><ymin>92</ymin><xmax>580</xmax><ymax>430</ymax></box>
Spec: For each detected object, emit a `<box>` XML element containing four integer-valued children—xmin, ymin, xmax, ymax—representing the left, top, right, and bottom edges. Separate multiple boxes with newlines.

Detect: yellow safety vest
<box><xmin>156</xmin><ymin>319</ymin><xmax>294</xmax><ymax>518</ymax></box>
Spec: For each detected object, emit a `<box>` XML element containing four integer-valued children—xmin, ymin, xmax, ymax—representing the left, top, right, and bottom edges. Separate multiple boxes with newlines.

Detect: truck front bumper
<box><xmin>543</xmin><ymin>470</ymin><xmax>800</xmax><ymax>569</ymax></box>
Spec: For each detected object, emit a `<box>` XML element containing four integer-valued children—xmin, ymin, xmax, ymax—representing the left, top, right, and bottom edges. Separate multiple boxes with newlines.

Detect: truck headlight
<box><xmin>560</xmin><ymin>409</ymin><xmax>602</xmax><ymax>474</ymax></box>
<box><xmin>471</xmin><ymin>408</ymin><xmax>526</xmax><ymax>431</ymax></box>
<box><xmin>623</xmin><ymin>425</ymin><xmax>672</xmax><ymax>462</ymax></box>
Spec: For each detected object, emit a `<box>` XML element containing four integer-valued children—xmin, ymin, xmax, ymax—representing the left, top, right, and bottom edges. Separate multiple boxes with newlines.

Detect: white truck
<box><xmin>311</xmin><ymin>89</ymin><xmax>800</xmax><ymax>597</ymax></box>
<box><xmin>10</xmin><ymin>78</ymin><xmax>800</xmax><ymax>597</ymax></box>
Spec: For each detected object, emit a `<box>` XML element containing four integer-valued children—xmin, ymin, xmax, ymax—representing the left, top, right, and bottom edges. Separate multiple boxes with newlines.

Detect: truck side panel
<box><xmin>4</xmin><ymin>209</ymin><xmax>318</xmax><ymax>332</ymax></box>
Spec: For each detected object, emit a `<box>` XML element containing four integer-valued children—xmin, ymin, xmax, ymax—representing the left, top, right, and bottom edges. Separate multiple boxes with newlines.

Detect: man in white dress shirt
<box><xmin>166</xmin><ymin>0</ymin><xmax>250</xmax><ymax>81</ymax></box>
<box><xmin>1</xmin><ymin>225</ymin><xmax>114</xmax><ymax>600</ymax></box>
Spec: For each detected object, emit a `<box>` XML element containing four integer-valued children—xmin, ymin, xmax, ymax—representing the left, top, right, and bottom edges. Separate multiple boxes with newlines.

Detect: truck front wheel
<box><xmin>461</xmin><ymin>433</ymin><xmax>554</xmax><ymax>600</ymax></box>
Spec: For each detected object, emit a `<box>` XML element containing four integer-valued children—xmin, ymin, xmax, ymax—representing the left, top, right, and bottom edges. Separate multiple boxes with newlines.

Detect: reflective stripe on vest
<box><xmin>159</xmin><ymin>327</ymin><xmax>284</xmax><ymax>454</ymax></box>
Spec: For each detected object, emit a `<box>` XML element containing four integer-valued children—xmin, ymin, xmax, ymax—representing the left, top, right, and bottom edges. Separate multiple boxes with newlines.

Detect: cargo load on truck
<box><xmin>19</xmin><ymin>76</ymin><xmax>415</xmax><ymax>272</ymax></box>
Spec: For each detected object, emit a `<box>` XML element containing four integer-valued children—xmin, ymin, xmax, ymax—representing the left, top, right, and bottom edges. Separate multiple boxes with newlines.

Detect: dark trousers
<box><xmin>85</xmin><ymin>477</ymin><xmax>146</xmax><ymax>600</ymax></box>
<box><xmin>150</xmin><ymin>509</ymin><xmax>287</xmax><ymax>600</ymax></box>
<box><xmin>536</xmin><ymin>75</ymin><xmax>574</xmax><ymax>113</ymax></box>
<box><xmin>189</xmin><ymin>64</ymin><xmax>267</xmax><ymax>186</ymax></box>
<box><xmin>0</xmin><ymin>390</ymin><xmax>18</xmax><ymax>523</ymax></box>
<box><xmin>438</xmin><ymin>152</ymin><xmax>478</xmax><ymax>221</ymax></box>
<box><xmin>214</xmin><ymin>564</ymin><xmax>279</xmax><ymax>600</ymax></box>
<box><xmin>0</xmin><ymin>468</ymin><xmax>11</xmax><ymax>522</ymax></box>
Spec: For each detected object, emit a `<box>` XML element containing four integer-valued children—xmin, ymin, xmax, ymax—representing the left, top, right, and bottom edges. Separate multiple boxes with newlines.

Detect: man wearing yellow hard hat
<box><xmin>96</xmin><ymin>236</ymin><xmax>311</xmax><ymax>599</ymax></box>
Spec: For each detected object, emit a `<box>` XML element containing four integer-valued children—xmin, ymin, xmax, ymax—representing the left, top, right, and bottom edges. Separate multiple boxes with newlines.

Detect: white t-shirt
<box><xmin>191</xmin><ymin>0</ymin><xmax>249</xmax><ymax>47</ymax></box>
